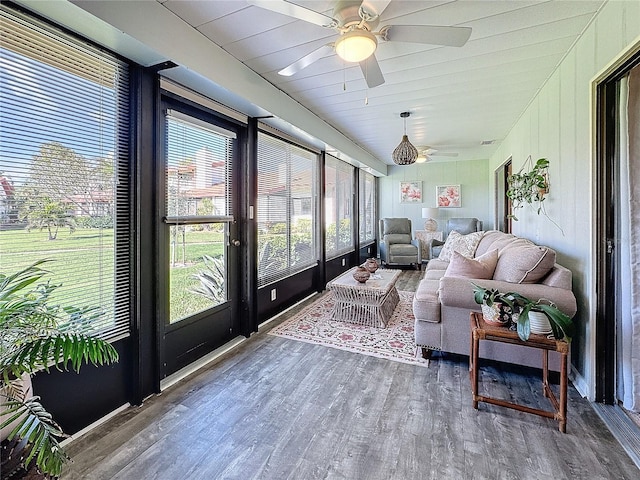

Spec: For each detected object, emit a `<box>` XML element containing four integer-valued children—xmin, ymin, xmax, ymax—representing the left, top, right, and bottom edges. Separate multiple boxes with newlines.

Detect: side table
<box><xmin>414</xmin><ymin>230</ymin><xmax>443</xmax><ymax>261</ymax></box>
<box><xmin>469</xmin><ymin>311</ymin><xmax>569</xmax><ymax>432</ymax></box>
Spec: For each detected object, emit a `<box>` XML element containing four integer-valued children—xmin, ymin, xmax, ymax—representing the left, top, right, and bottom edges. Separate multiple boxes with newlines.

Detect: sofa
<box><xmin>413</xmin><ymin>230</ymin><xmax>577</xmax><ymax>370</ymax></box>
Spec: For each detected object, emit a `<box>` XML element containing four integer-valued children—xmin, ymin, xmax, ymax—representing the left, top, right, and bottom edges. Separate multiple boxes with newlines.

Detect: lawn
<box><xmin>0</xmin><ymin>227</ymin><xmax>225</xmax><ymax>324</ymax></box>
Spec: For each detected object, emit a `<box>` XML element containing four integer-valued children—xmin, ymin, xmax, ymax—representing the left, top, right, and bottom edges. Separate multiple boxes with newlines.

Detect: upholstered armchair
<box><xmin>378</xmin><ymin>218</ymin><xmax>421</xmax><ymax>268</ymax></box>
<box><xmin>429</xmin><ymin>217</ymin><xmax>483</xmax><ymax>259</ymax></box>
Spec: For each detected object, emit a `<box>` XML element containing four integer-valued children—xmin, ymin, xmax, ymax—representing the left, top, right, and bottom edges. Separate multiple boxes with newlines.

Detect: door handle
<box><xmin>231</xmin><ymin>239</ymin><xmax>240</xmax><ymax>247</ymax></box>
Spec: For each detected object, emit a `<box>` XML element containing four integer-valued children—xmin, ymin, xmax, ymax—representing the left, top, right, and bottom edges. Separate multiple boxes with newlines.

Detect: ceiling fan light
<box><xmin>335</xmin><ymin>30</ymin><xmax>377</xmax><ymax>63</ymax></box>
<box><xmin>392</xmin><ymin>135</ymin><xmax>418</xmax><ymax>165</ymax></box>
<box><xmin>415</xmin><ymin>154</ymin><xmax>427</xmax><ymax>163</ymax></box>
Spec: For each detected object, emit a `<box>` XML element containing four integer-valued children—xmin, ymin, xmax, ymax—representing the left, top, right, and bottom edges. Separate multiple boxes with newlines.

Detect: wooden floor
<box><xmin>63</xmin><ymin>269</ymin><xmax>638</xmax><ymax>479</ymax></box>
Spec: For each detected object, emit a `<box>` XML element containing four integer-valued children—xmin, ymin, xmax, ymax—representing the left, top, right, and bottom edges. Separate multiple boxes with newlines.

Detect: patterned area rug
<box><xmin>268</xmin><ymin>290</ymin><xmax>428</xmax><ymax>367</ymax></box>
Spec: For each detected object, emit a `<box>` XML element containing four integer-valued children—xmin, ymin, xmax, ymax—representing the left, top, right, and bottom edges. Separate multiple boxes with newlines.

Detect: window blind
<box><xmin>325</xmin><ymin>155</ymin><xmax>354</xmax><ymax>259</ymax></box>
<box><xmin>0</xmin><ymin>6</ymin><xmax>131</xmax><ymax>340</ymax></box>
<box><xmin>359</xmin><ymin>171</ymin><xmax>376</xmax><ymax>243</ymax></box>
<box><xmin>257</xmin><ymin>132</ymin><xmax>317</xmax><ymax>288</ymax></box>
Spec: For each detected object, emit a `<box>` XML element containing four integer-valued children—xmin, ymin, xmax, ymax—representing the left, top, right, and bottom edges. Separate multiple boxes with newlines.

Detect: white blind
<box><xmin>257</xmin><ymin>132</ymin><xmax>317</xmax><ymax>288</ymax></box>
<box><xmin>359</xmin><ymin>171</ymin><xmax>376</xmax><ymax>243</ymax></box>
<box><xmin>325</xmin><ymin>155</ymin><xmax>354</xmax><ymax>259</ymax></box>
<box><xmin>0</xmin><ymin>6</ymin><xmax>131</xmax><ymax>340</ymax></box>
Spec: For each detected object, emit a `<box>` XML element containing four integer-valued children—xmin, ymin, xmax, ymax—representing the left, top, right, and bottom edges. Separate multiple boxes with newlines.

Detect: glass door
<box><xmin>160</xmin><ymin>106</ymin><xmax>240</xmax><ymax>377</ymax></box>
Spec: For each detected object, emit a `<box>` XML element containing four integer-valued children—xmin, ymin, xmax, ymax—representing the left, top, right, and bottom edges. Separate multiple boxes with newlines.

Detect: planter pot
<box><xmin>529</xmin><ymin>311</ymin><xmax>553</xmax><ymax>335</ymax></box>
<box><xmin>481</xmin><ymin>303</ymin><xmax>510</xmax><ymax>326</ymax></box>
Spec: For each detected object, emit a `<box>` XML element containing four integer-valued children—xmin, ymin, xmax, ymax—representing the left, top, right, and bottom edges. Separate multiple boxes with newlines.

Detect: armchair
<box><xmin>429</xmin><ymin>217</ymin><xmax>483</xmax><ymax>259</ymax></box>
<box><xmin>378</xmin><ymin>218</ymin><xmax>421</xmax><ymax>269</ymax></box>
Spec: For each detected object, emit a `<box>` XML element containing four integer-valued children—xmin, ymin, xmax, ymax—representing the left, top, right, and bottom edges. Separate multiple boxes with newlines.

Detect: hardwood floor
<box><xmin>62</xmin><ymin>271</ymin><xmax>638</xmax><ymax>479</ymax></box>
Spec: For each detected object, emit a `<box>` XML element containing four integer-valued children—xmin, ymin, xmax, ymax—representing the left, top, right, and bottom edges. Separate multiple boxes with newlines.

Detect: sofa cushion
<box><xmin>389</xmin><ymin>243</ymin><xmax>418</xmax><ymax>256</ymax></box>
<box><xmin>444</xmin><ymin>249</ymin><xmax>498</xmax><ymax>279</ymax></box>
<box><xmin>438</xmin><ymin>230</ymin><xmax>484</xmax><ymax>262</ymax></box>
<box><xmin>493</xmin><ymin>242</ymin><xmax>557</xmax><ymax>283</ymax></box>
<box><xmin>475</xmin><ymin>230</ymin><xmax>516</xmax><ymax>257</ymax></box>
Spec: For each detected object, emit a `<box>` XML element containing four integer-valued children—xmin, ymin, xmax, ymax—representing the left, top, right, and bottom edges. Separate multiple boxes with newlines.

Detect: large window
<box><xmin>257</xmin><ymin>132</ymin><xmax>317</xmax><ymax>288</ymax></box>
<box><xmin>325</xmin><ymin>155</ymin><xmax>354</xmax><ymax>258</ymax></box>
<box><xmin>359</xmin><ymin>170</ymin><xmax>376</xmax><ymax>244</ymax></box>
<box><xmin>0</xmin><ymin>7</ymin><xmax>131</xmax><ymax>339</ymax></box>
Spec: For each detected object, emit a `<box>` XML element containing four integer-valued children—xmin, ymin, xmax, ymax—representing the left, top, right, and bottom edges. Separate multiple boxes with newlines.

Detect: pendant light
<box><xmin>392</xmin><ymin>111</ymin><xmax>418</xmax><ymax>165</ymax></box>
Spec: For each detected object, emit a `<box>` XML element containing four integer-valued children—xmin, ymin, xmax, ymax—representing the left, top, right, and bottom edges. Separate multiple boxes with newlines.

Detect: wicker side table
<box><xmin>469</xmin><ymin>311</ymin><xmax>569</xmax><ymax>432</ymax></box>
<box><xmin>327</xmin><ymin>268</ymin><xmax>401</xmax><ymax>328</ymax></box>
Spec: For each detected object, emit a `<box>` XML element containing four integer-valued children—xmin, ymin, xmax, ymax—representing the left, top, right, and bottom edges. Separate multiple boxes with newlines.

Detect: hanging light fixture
<box><xmin>392</xmin><ymin>112</ymin><xmax>418</xmax><ymax>165</ymax></box>
<box><xmin>335</xmin><ymin>30</ymin><xmax>378</xmax><ymax>63</ymax></box>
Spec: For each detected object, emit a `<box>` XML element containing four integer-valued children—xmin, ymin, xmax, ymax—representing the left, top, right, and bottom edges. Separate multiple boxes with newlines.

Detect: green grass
<box><xmin>0</xmin><ymin>227</ymin><xmax>226</xmax><ymax>323</ymax></box>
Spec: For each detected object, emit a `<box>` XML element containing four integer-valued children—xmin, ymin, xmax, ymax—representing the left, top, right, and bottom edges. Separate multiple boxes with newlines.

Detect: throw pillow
<box><xmin>444</xmin><ymin>249</ymin><xmax>498</xmax><ymax>279</ymax></box>
<box><xmin>493</xmin><ymin>242</ymin><xmax>557</xmax><ymax>283</ymax></box>
<box><xmin>438</xmin><ymin>230</ymin><xmax>484</xmax><ymax>263</ymax></box>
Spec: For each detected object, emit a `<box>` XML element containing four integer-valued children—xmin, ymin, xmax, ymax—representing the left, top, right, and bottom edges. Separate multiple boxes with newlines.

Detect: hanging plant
<box><xmin>506</xmin><ymin>156</ymin><xmax>563</xmax><ymax>234</ymax></box>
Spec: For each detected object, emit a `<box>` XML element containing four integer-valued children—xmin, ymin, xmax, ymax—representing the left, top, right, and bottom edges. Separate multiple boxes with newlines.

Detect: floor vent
<box><xmin>592</xmin><ymin>402</ymin><xmax>640</xmax><ymax>469</ymax></box>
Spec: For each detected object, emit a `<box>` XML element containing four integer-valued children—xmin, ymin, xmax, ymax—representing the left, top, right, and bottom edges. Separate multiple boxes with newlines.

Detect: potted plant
<box><xmin>506</xmin><ymin>157</ymin><xmax>563</xmax><ymax>234</ymax></box>
<box><xmin>472</xmin><ymin>283</ymin><xmax>575</xmax><ymax>342</ymax></box>
<box><xmin>472</xmin><ymin>283</ymin><xmax>518</xmax><ymax>326</ymax></box>
<box><xmin>0</xmin><ymin>260</ymin><xmax>119</xmax><ymax>479</ymax></box>
<box><xmin>508</xmin><ymin>292</ymin><xmax>575</xmax><ymax>343</ymax></box>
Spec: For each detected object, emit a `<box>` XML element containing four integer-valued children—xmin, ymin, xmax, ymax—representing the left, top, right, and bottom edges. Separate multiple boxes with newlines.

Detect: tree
<box><xmin>21</xmin><ymin>197</ymin><xmax>76</xmax><ymax>240</ymax></box>
<box><xmin>25</xmin><ymin>142</ymin><xmax>113</xmax><ymax>218</ymax></box>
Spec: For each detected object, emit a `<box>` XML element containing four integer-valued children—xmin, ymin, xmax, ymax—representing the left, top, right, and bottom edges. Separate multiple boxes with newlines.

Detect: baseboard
<box><xmin>60</xmin><ymin>403</ymin><xmax>130</xmax><ymax>447</ymax></box>
<box><xmin>570</xmin><ymin>364</ymin><xmax>590</xmax><ymax>399</ymax></box>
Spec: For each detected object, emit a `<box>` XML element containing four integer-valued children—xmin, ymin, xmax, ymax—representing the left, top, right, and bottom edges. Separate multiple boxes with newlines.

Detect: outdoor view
<box><xmin>165</xmin><ymin>113</ymin><xmax>232</xmax><ymax>323</ymax></box>
<box><xmin>0</xmin><ymin>12</ymin><xmax>130</xmax><ymax>337</ymax></box>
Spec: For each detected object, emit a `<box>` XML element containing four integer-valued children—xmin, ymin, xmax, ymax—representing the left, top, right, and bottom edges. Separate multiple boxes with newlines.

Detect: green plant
<box><xmin>192</xmin><ymin>254</ymin><xmax>225</xmax><ymax>304</ymax></box>
<box><xmin>506</xmin><ymin>157</ymin><xmax>549</xmax><ymax>219</ymax></box>
<box><xmin>508</xmin><ymin>293</ymin><xmax>575</xmax><ymax>343</ymax></box>
<box><xmin>472</xmin><ymin>283</ymin><xmax>575</xmax><ymax>343</ymax></box>
<box><xmin>0</xmin><ymin>260</ymin><xmax>119</xmax><ymax>478</ymax></box>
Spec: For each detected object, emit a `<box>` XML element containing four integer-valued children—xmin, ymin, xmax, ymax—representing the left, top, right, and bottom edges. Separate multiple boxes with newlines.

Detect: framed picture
<box><xmin>436</xmin><ymin>185</ymin><xmax>461</xmax><ymax>207</ymax></box>
<box><xmin>400</xmin><ymin>181</ymin><xmax>422</xmax><ymax>203</ymax></box>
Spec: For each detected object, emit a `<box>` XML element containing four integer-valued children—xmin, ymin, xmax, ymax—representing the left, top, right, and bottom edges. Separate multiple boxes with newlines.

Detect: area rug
<box><xmin>268</xmin><ymin>290</ymin><xmax>428</xmax><ymax>367</ymax></box>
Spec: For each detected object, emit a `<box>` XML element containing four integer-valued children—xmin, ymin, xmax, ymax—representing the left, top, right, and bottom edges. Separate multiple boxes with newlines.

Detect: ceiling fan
<box><xmin>247</xmin><ymin>0</ymin><xmax>472</xmax><ymax>88</ymax></box>
<box><xmin>416</xmin><ymin>146</ymin><xmax>459</xmax><ymax>163</ymax></box>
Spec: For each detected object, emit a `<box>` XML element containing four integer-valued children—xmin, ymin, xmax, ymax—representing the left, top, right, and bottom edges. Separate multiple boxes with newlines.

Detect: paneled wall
<box><xmin>378</xmin><ymin>159</ymin><xmax>491</xmax><ymax>234</ymax></box>
<box><xmin>488</xmin><ymin>0</ymin><xmax>640</xmax><ymax>398</ymax></box>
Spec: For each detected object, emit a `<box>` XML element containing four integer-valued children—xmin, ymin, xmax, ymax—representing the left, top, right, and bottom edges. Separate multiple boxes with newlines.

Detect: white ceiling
<box><xmin>154</xmin><ymin>0</ymin><xmax>604</xmax><ymax>164</ymax></box>
<box><xmin>19</xmin><ymin>0</ymin><xmax>605</xmax><ymax>169</ymax></box>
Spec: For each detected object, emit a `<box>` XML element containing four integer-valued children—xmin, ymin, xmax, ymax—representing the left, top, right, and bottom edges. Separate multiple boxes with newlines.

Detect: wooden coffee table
<box><xmin>326</xmin><ymin>268</ymin><xmax>401</xmax><ymax>328</ymax></box>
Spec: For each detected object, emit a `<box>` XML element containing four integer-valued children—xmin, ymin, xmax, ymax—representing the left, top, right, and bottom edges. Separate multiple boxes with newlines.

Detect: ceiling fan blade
<box><xmin>384</xmin><ymin>25</ymin><xmax>472</xmax><ymax>47</ymax></box>
<box><xmin>431</xmin><ymin>152</ymin><xmax>458</xmax><ymax>157</ymax></box>
<box><xmin>278</xmin><ymin>44</ymin><xmax>334</xmax><ymax>76</ymax></box>
<box><xmin>359</xmin><ymin>54</ymin><xmax>385</xmax><ymax>88</ymax></box>
<box><xmin>361</xmin><ymin>0</ymin><xmax>392</xmax><ymax>19</ymax></box>
<box><xmin>247</xmin><ymin>0</ymin><xmax>338</xmax><ymax>28</ymax></box>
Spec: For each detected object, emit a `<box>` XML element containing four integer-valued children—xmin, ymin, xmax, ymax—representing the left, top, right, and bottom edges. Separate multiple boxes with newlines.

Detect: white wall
<box><xmin>378</xmin><ymin>159</ymin><xmax>490</xmax><ymax>233</ymax></box>
<box><xmin>488</xmin><ymin>0</ymin><xmax>640</xmax><ymax>398</ymax></box>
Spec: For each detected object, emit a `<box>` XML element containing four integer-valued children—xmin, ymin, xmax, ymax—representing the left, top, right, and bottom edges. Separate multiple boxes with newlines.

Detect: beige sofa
<box><xmin>413</xmin><ymin>230</ymin><xmax>577</xmax><ymax>370</ymax></box>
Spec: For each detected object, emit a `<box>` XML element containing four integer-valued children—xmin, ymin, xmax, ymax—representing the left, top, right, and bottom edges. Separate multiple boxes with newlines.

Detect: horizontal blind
<box><xmin>0</xmin><ymin>6</ymin><xmax>131</xmax><ymax>340</ymax></box>
<box><xmin>325</xmin><ymin>155</ymin><xmax>354</xmax><ymax>259</ymax></box>
<box><xmin>359</xmin><ymin>170</ymin><xmax>376</xmax><ymax>243</ymax></box>
<box><xmin>257</xmin><ymin>132</ymin><xmax>317</xmax><ymax>288</ymax></box>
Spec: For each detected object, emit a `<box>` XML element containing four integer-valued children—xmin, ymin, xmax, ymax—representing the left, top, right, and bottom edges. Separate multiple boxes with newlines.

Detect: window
<box><xmin>359</xmin><ymin>171</ymin><xmax>376</xmax><ymax>243</ymax></box>
<box><xmin>0</xmin><ymin>6</ymin><xmax>131</xmax><ymax>339</ymax></box>
<box><xmin>164</xmin><ymin>110</ymin><xmax>234</xmax><ymax>323</ymax></box>
<box><xmin>325</xmin><ymin>155</ymin><xmax>354</xmax><ymax>258</ymax></box>
<box><xmin>257</xmin><ymin>132</ymin><xmax>317</xmax><ymax>288</ymax></box>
